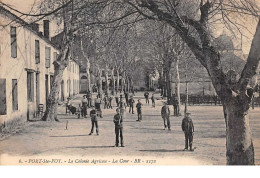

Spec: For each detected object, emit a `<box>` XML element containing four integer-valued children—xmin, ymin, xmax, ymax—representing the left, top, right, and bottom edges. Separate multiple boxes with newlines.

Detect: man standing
<box><xmin>172</xmin><ymin>97</ymin><xmax>179</xmax><ymax>116</ymax></box>
<box><xmin>108</xmin><ymin>95</ymin><xmax>113</xmax><ymax>109</ymax></box>
<box><xmin>119</xmin><ymin>95</ymin><xmax>126</xmax><ymax>109</ymax></box>
<box><xmin>182</xmin><ymin>113</ymin><xmax>194</xmax><ymax>151</ymax></box>
<box><xmin>103</xmin><ymin>95</ymin><xmax>108</xmax><ymax>109</ymax></box>
<box><xmin>115</xmin><ymin>94</ymin><xmax>119</xmax><ymax>107</ymax></box>
<box><xmin>161</xmin><ymin>102</ymin><xmax>171</xmax><ymax>130</ymax></box>
<box><xmin>151</xmin><ymin>93</ymin><xmax>155</xmax><ymax>107</ymax></box>
<box><xmin>128</xmin><ymin>95</ymin><xmax>135</xmax><ymax>114</ymax></box>
<box><xmin>144</xmin><ymin>92</ymin><xmax>149</xmax><ymax>104</ymax></box>
<box><xmin>87</xmin><ymin>91</ymin><xmax>92</xmax><ymax>108</ymax></box>
<box><xmin>81</xmin><ymin>95</ymin><xmax>88</xmax><ymax>118</ymax></box>
<box><xmin>136</xmin><ymin>99</ymin><xmax>143</xmax><ymax>122</ymax></box>
<box><xmin>118</xmin><ymin>95</ymin><xmax>126</xmax><ymax>118</ymax></box>
<box><xmin>113</xmin><ymin>108</ymin><xmax>124</xmax><ymax>147</ymax></box>
<box><xmin>89</xmin><ymin>106</ymin><xmax>99</xmax><ymax>135</ymax></box>
<box><xmin>124</xmin><ymin>92</ymin><xmax>129</xmax><ymax>107</ymax></box>
<box><xmin>95</xmin><ymin>95</ymin><xmax>103</xmax><ymax>118</ymax></box>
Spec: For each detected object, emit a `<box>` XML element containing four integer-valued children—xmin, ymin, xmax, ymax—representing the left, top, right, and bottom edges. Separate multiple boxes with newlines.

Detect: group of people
<box><xmin>160</xmin><ymin>101</ymin><xmax>194</xmax><ymax>151</ymax></box>
<box><xmin>66</xmin><ymin>91</ymin><xmax>194</xmax><ymax>151</ymax></box>
<box><xmin>144</xmin><ymin>91</ymin><xmax>156</xmax><ymax>107</ymax></box>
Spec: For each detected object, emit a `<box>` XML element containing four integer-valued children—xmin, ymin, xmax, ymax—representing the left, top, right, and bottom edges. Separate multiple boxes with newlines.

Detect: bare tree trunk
<box><xmin>159</xmin><ymin>69</ymin><xmax>164</xmax><ymax>96</ymax></box>
<box><xmin>173</xmin><ymin>56</ymin><xmax>181</xmax><ymax>115</ymax></box>
<box><xmin>97</xmin><ymin>65</ymin><xmax>103</xmax><ymax>97</ymax></box>
<box><xmin>225</xmin><ymin>100</ymin><xmax>254</xmax><ymax>165</ymax></box>
<box><xmin>121</xmin><ymin>71</ymin><xmax>125</xmax><ymax>93</ymax></box>
<box><xmin>184</xmin><ymin>74</ymin><xmax>188</xmax><ymax>115</ymax></box>
<box><xmin>81</xmin><ymin>40</ymin><xmax>91</xmax><ymax>92</ymax></box>
<box><xmin>116</xmin><ymin>69</ymin><xmax>120</xmax><ymax>94</ymax></box>
<box><xmin>163</xmin><ymin>69</ymin><xmax>167</xmax><ymax>97</ymax></box>
<box><xmin>111</xmin><ymin>68</ymin><xmax>115</xmax><ymax>95</ymax></box>
<box><xmin>42</xmin><ymin>3</ymin><xmax>72</xmax><ymax>122</ymax></box>
<box><xmin>130</xmin><ymin>77</ymin><xmax>134</xmax><ymax>94</ymax></box>
<box><xmin>42</xmin><ymin>45</ymin><xmax>70</xmax><ymax>121</ymax></box>
<box><xmin>165</xmin><ymin>69</ymin><xmax>172</xmax><ymax>103</ymax></box>
<box><xmin>127</xmin><ymin>76</ymin><xmax>130</xmax><ymax>93</ymax></box>
<box><xmin>104</xmin><ymin>64</ymin><xmax>109</xmax><ymax>95</ymax></box>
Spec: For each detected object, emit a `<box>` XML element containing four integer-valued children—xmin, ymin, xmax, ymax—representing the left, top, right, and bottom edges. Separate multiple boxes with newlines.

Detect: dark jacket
<box><xmin>161</xmin><ymin>105</ymin><xmax>170</xmax><ymax>117</ymax></box>
<box><xmin>114</xmin><ymin>113</ymin><xmax>123</xmax><ymax>128</ymax></box>
<box><xmin>128</xmin><ymin>98</ymin><xmax>135</xmax><ymax>106</ymax></box>
<box><xmin>182</xmin><ymin>117</ymin><xmax>194</xmax><ymax>133</ymax></box>
<box><xmin>90</xmin><ymin>109</ymin><xmax>97</xmax><ymax>121</ymax></box>
<box><xmin>136</xmin><ymin>102</ymin><xmax>142</xmax><ymax>112</ymax></box>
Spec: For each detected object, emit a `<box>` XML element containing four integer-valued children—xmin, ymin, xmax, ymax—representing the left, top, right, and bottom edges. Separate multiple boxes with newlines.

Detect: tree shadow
<box><xmin>142</xmin><ymin>114</ymin><xmax>161</xmax><ymax>117</ymax></box>
<box><xmin>139</xmin><ymin>149</ymin><xmax>185</xmax><ymax>152</ymax></box>
<box><xmin>66</xmin><ymin>146</ymin><xmax>115</xmax><ymax>149</ymax></box>
<box><xmin>50</xmin><ymin>134</ymin><xmax>89</xmax><ymax>137</ymax></box>
<box><xmin>131</xmin><ymin>128</ymin><xmax>165</xmax><ymax>131</ymax></box>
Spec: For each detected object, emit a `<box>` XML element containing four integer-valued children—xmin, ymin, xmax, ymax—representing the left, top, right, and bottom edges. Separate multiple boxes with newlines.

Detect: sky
<box><xmin>2</xmin><ymin>0</ymin><xmax>258</xmax><ymax>55</ymax></box>
<box><xmin>1</xmin><ymin>0</ymin><xmax>61</xmax><ymax>37</ymax></box>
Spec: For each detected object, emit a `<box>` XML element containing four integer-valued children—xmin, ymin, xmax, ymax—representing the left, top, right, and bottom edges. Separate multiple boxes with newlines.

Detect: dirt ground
<box><xmin>1</xmin><ymin>92</ymin><xmax>260</xmax><ymax>165</ymax></box>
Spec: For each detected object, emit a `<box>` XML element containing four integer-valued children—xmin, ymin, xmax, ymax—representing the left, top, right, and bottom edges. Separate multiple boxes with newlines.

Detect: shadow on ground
<box><xmin>50</xmin><ymin>134</ymin><xmax>90</xmax><ymax>137</ymax></box>
<box><xmin>139</xmin><ymin>149</ymin><xmax>185</xmax><ymax>152</ymax></box>
<box><xmin>66</xmin><ymin>146</ymin><xmax>115</xmax><ymax>149</ymax></box>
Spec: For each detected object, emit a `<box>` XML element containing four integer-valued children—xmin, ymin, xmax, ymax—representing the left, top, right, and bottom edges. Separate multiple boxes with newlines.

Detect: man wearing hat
<box><xmin>81</xmin><ymin>95</ymin><xmax>88</xmax><ymax>118</ymax></box>
<box><xmin>95</xmin><ymin>95</ymin><xmax>103</xmax><ymax>118</ymax></box>
<box><xmin>136</xmin><ymin>99</ymin><xmax>143</xmax><ymax>121</ymax></box>
<box><xmin>182</xmin><ymin>113</ymin><xmax>194</xmax><ymax>151</ymax></box>
<box><xmin>89</xmin><ymin>106</ymin><xmax>99</xmax><ymax>135</ymax></box>
<box><xmin>128</xmin><ymin>95</ymin><xmax>135</xmax><ymax>114</ymax></box>
<box><xmin>161</xmin><ymin>102</ymin><xmax>171</xmax><ymax>130</ymax></box>
<box><xmin>119</xmin><ymin>95</ymin><xmax>126</xmax><ymax>109</ymax></box>
<box><xmin>144</xmin><ymin>91</ymin><xmax>149</xmax><ymax>104</ymax></box>
<box><xmin>113</xmin><ymin>108</ymin><xmax>124</xmax><ymax>147</ymax></box>
<box><xmin>115</xmin><ymin>94</ymin><xmax>119</xmax><ymax>107</ymax></box>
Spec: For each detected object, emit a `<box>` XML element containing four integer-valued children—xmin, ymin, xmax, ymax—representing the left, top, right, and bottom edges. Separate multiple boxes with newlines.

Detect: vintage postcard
<box><xmin>0</xmin><ymin>0</ymin><xmax>260</xmax><ymax>166</ymax></box>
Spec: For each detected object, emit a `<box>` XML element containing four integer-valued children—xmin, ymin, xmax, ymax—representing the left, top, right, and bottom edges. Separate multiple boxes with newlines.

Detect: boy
<box><xmin>136</xmin><ymin>99</ymin><xmax>143</xmax><ymax>121</ymax></box>
<box><xmin>89</xmin><ymin>106</ymin><xmax>99</xmax><ymax>135</ymax></box>
<box><xmin>113</xmin><ymin>108</ymin><xmax>124</xmax><ymax>147</ymax></box>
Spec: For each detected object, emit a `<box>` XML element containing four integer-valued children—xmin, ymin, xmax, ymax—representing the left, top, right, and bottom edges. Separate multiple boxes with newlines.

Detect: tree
<box><xmin>126</xmin><ymin>0</ymin><xmax>260</xmax><ymax>165</ymax></box>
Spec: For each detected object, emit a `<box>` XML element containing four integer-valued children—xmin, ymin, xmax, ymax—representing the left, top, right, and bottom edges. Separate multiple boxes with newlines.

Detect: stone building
<box><xmin>0</xmin><ymin>6</ymin><xmax>80</xmax><ymax>125</ymax></box>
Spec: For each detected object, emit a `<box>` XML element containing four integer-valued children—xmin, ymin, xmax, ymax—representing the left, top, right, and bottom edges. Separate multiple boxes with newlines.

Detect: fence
<box><xmin>179</xmin><ymin>95</ymin><xmax>260</xmax><ymax>106</ymax></box>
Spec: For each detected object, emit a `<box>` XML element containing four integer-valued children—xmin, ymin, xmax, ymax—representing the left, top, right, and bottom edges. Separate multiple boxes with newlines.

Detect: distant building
<box><xmin>0</xmin><ymin>6</ymin><xmax>79</xmax><ymax>125</ymax></box>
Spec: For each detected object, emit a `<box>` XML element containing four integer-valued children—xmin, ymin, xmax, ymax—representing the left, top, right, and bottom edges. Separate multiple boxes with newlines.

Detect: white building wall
<box><xmin>59</xmin><ymin>60</ymin><xmax>80</xmax><ymax>101</ymax></box>
<box><xmin>0</xmin><ymin>12</ymin><xmax>64</xmax><ymax>124</ymax></box>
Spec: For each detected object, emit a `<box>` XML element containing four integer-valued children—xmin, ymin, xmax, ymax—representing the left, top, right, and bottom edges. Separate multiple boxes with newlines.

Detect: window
<box><xmin>0</xmin><ymin>79</ymin><xmax>7</xmax><ymax>115</ymax></box>
<box><xmin>12</xmin><ymin>79</ymin><xmax>18</xmax><ymax>110</ymax></box>
<box><xmin>45</xmin><ymin>47</ymin><xmax>51</xmax><ymax>68</ymax></box>
<box><xmin>27</xmin><ymin>72</ymin><xmax>34</xmax><ymax>102</ymax></box>
<box><xmin>35</xmin><ymin>40</ymin><xmax>40</xmax><ymax>64</ymax></box>
<box><xmin>53</xmin><ymin>52</ymin><xmax>57</xmax><ymax>61</ymax></box>
<box><xmin>10</xmin><ymin>26</ymin><xmax>17</xmax><ymax>58</ymax></box>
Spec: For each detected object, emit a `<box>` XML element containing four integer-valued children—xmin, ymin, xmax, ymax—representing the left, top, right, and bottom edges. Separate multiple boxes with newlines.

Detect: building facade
<box><xmin>0</xmin><ymin>6</ymin><xmax>79</xmax><ymax>125</ymax></box>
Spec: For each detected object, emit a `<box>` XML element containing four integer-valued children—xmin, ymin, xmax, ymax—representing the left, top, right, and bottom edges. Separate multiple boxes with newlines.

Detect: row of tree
<box><xmin>2</xmin><ymin>0</ymin><xmax>260</xmax><ymax>165</ymax></box>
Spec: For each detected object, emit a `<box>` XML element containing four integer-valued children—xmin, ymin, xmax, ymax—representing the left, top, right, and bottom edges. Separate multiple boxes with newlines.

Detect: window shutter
<box><xmin>0</xmin><ymin>79</ymin><xmax>7</xmax><ymax>115</ymax></box>
<box><xmin>10</xmin><ymin>27</ymin><xmax>17</xmax><ymax>58</ymax></box>
<box><xmin>45</xmin><ymin>47</ymin><xmax>51</xmax><ymax>68</ymax></box>
<box><xmin>35</xmin><ymin>40</ymin><xmax>40</xmax><ymax>64</ymax></box>
<box><xmin>12</xmin><ymin>79</ymin><xmax>18</xmax><ymax>110</ymax></box>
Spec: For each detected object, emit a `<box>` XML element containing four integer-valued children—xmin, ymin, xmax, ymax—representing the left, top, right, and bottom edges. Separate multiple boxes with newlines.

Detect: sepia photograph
<box><xmin>0</xmin><ymin>0</ymin><xmax>260</xmax><ymax>166</ymax></box>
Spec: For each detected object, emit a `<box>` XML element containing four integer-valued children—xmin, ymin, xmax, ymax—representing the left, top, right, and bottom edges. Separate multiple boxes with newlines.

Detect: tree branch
<box><xmin>238</xmin><ymin>18</ymin><xmax>260</xmax><ymax>91</ymax></box>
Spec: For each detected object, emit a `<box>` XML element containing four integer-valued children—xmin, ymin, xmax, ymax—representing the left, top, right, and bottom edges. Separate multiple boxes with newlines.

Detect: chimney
<box><xmin>31</xmin><ymin>23</ymin><xmax>39</xmax><ymax>32</ymax></box>
<box><xmin>43</xmin><ymin>20</ymin><xmax>50</xmax><ymax>39</ymax></box>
